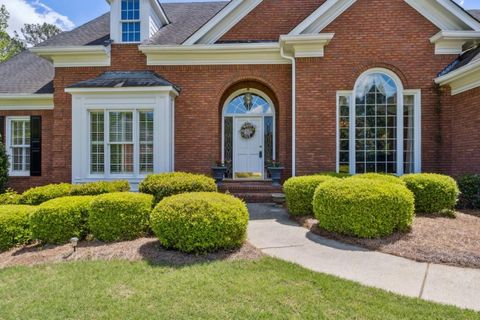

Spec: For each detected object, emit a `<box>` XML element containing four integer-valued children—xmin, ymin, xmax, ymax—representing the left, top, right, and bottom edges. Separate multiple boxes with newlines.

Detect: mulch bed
<box><xmin>294</xmin><ymin>210</ymin><xmax>480</xmax><ymax>269</ymax></box>
<box><xmin>0</xmin><ymin>238</ymin><xmax>263</xmax><ymax>269</ymax></box>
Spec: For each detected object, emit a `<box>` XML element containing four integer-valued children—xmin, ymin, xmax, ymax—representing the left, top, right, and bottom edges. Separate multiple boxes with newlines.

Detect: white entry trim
<box><xmin>221</xmin><ymin>88</ymin><xmax>276</xmax><ymax>180</ymax></box>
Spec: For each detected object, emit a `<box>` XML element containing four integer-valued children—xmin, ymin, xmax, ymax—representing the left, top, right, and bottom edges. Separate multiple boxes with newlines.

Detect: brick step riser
<box><xmin>229</xmin><ymin>193</ymin><xmax>275</xmax><ymax>203</ymax></box>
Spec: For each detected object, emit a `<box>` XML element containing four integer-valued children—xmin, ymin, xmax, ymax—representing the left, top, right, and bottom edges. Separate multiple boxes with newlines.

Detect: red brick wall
<box><xmin>220</xmin><ymin>0</ymin><xmax>326</xmax><ymax>42</ymax></box>
<box><xmin>50</xmin><ymin>45</ymin><xmax>292</xmax><ymax>186</ymax></box>
<box><xmin>439</xmin><ymin>86</ymin><xmax>480</xmax><ymax>176</ymax></box>
<box><xmin>294</xmin><ymin>0</ymin><xmax>455</xmax><ymax>175</ymax></box>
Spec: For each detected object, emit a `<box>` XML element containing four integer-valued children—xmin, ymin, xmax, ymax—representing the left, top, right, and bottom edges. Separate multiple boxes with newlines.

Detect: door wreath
<box><xmin>240</xmin><ymin>122</ymin><xmax>256</xmax><ymax>140</ymax></box>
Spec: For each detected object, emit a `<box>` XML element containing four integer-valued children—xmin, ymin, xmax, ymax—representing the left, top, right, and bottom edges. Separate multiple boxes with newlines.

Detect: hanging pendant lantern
<box><xmin>243</xmin><ymin>93</ymin><xmax>253</xmax><ymax>111</ymax></box>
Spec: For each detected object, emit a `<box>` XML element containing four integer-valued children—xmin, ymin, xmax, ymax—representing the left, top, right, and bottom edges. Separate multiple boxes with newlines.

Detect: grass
<box><xmin>0</xmin><ymin>257</ymin><xmax>477</xmax><ymax>320</ymax></box>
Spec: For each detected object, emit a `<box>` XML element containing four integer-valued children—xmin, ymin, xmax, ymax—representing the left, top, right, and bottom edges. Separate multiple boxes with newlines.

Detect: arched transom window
<box><xmin>337</xmin><ymin>69</ymin><xmax>421</xmax><ymax>175</ymax></box>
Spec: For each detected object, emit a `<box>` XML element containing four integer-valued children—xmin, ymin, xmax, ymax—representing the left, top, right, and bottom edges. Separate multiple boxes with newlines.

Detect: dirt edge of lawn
<box><xmin>292</xmin><ymin>210</ymin><xmax>480</xmax><ymax>269</ymax></box>
<box><xmin>0</xmin><ymin>238</ymin><xmax>263</xmax><ymax>269</ymax></box>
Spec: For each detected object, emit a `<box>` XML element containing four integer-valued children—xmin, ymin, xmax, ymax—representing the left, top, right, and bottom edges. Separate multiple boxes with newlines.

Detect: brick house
<box><xmin>0</xmin><ymin>0</ymin><xmax>480</xmax><ymax>191</ymax></box>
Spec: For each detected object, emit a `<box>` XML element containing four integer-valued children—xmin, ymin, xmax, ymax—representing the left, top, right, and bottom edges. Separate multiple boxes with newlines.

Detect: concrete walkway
<box><xmin>247</xmin><ymin>203</ymin><xmax>480</xmax><ymax>312</ymax></box>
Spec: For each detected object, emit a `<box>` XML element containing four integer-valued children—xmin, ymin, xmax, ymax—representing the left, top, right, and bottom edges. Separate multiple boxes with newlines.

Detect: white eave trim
<box><xmin>139</xmin><ymin>42</ymin><xmax>289</xmax><ymax>65</ymax></box>
<box><xmin>280</xmin><ymin>34</ymin><xmax>335</xmax><ymax>58</ymax></box>
<box><xmin>65</xmin><ymin>86</ymin><xmax>179</xmax><ymax>96</ymax></box>
<box><xmin>430</xmin><ymin>30</ymin><xmax>480</xmax><ymax>54</ymax></box>
<box><xmin>290</xmin><ymin>0</ymin><xmax>356</xmax><ymax>35</ymax></box>
<box><xmin>0</xmin><ymin>94</ymin><xmax>54</xmax><ymax>110</ymax></box>
<box><xmin>30</xmin><ymin>45</ymin><xmax>111</xmax><ymax>67</ymax></box>
<box><xmin>435</xmin><ymin>58</ymin><xmax>480</xmax><ymax>95</ymax></box>
<box><xmin>183</xmin><ymin>0</ymin><xmax>262</xmax><ymax>45</ymax></box>
<box><xmin>150</xmin><ymin>0</ymin><xmax>170</xmax><ymax>25</ymax></box>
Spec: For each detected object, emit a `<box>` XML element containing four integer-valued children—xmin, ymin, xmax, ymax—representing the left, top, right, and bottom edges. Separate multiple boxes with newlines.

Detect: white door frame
<box><xmin>221</xmin><ymin>88</ymin><xmax>276</xmax><ymax>180</ymax></box>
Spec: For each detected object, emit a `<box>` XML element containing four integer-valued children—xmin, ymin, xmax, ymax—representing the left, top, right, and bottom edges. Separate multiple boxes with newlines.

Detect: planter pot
<box><xmin>268</xmin><ymin>167</ymin><xmax>284</xmax><ymax>186</ymax></box>
<box><xmin>212</xmin><ymin>166</ymin><xmax>228</xmax><ymax>185</ymax></box>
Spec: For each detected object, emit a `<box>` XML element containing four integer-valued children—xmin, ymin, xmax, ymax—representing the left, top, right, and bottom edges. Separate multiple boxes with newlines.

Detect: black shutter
<box><xmin>30</xmin><ymin>116</ymin><xmax>41</xmax><ymax>176</ymax></box>
<box><xmin>0</xmin><ymin>116</ymin><xmax>4</xmax><ymax>144</ymax></box>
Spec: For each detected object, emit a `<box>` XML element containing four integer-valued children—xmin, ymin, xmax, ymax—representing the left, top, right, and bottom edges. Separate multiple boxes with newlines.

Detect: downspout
<box><xmin>280</xmin><ymin>45</ymin><xmax>296</xmax><ymax>177</ymax></box>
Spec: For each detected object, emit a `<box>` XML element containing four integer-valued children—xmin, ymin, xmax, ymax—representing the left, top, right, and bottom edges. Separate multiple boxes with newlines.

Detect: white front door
<box><xmin>233</xmin><ymin>117</ymin><xmax>263</xmax><ymax>179</ymax></box>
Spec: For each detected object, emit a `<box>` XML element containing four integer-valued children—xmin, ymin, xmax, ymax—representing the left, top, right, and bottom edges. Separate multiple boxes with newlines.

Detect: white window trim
<box><xmin>336</xmin><ymin>69</ymin><xmax>422</xmax><ymax>175</ymax></box>
<box><xmin>5</xmin><ymin>116</ymin><xmax>30</xmax><ymax>177</ymax></box>
<box><xmin>70</xmin><ymin>90</ymin><xmax>175</xmax><ymax>190</ymax></box>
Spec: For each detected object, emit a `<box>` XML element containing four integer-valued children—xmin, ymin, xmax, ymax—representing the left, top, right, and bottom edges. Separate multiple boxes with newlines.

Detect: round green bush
<box><xmin>400</xmin><ymin>174</ymin><xmax>460</xmax><ymax>214</ymax></box>
<box><xmin>139</xmin><ymin>172</ymin><xmax>217</xmax><ymax>204</ymax></box>
<box><xmin>313</xmin><ymin>179</ymin><xmax>415</xmax><ymax>238</ymax></box>
<box><xmin>350</xmin><ymin>173</ymin><xmax>406</xmax><ymax>186</ymax></box>
<box><xmin>70</xmin><ymin>180</ymin><xmax>130</xmax><ymax>196</ymax></box>
<box><xmin>20</xmin><ymin>183</ymin><xmax>73</xmax><ymax>205</ymax></box>
<box><xmin>150</xmin><ymin>192</ymin><xmax>249</xmax><ymax>253</ymax></box>
<box><xmin>0</xmin><ymin>205</ymin><xmax>36</xmax><ymax>251</ymax></box>
<box><xmin>283</xmin><ymin>175</ymin><xmax>337</xmax><ymax>216</ymax></box>
<box><xmin>30</xmin><ymin>196</ymin><xmax>95</xmax><ymax>244</ymax></box>
<box><xmin>88</xmin><ymin>192</ymin><xmax>153</xmax><ymax>242</ymax></box>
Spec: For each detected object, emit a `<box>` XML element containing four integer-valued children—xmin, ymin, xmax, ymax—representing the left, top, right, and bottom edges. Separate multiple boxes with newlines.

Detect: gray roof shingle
<box><xmin>67</xmin><ymin>71</ymin><xmax>180</xmax><ymax>91</ymax></box>
<box><xmin>438</xmin><ymin>45</ymin><xmax>480</xmax><ymax>77</ymax></box>
<box><xmin>469</xmin><ymin>10</ymin><xmax>480</xmax><ymax>21</ymax></box>
<box><xmin>146</xmin><ymin>2</ymin><xmax>227</xmax><ymax>45</ymax></box>
<box><xmin>0</xmin><ymin>50</ymin><xmax>54</xmax><ymax>94</ymax></box>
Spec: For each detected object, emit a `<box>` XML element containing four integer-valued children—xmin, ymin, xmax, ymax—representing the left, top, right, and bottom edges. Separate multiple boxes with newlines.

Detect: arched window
<box><xmin>337</xmin><ymin>69</ymin><xmax>421</xmax><ymax>175</ymax></box>
<box><xmin>222</xmin><ymin>89</ymin><xmax>275</xmax><ymax>179</ymax></box>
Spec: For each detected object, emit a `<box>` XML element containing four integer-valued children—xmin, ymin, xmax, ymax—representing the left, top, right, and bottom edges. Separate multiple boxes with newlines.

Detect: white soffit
<box><xmin>30</xmin><ymin>45</ymin><xmax>111</xmax><ymax>67</ymax></box>
<box><xmin>183</xmin><ymin>0</ymin><xmax>263</xmax><ymax>45</ymax></box>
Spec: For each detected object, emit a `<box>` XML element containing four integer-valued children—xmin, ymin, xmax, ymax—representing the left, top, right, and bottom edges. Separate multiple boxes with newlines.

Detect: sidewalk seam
<box><xmin>419</xmin><ymin>263</ymin><xmax>430</xmax><ymax>298</ymax></box>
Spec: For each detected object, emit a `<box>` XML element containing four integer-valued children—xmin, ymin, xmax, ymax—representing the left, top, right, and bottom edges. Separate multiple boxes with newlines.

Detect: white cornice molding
<box><xmin>435</xmin><ymin>57</ymin><xmax>480</xmax><ymax>95</ymax></box>
<box><xmin>290</xmin><ymin>0</ymin><xmax>356</xmax><ymax>35</ymax></box>
<box><xmin>30</xmin><ymin>46</ymin><xmax>111</xmax><ymax>67</ymax></box>
<box><xmin>280</xmin><ymin>34</ymin><xmax>335</xmax><ymax>58</ymax></box>
<box><xmin>0</xmin><ymin>94</ymin><xmax>54</xmax><ymax>110</ymax></box>
<box><xmin>139</xmin><ymin>42</ymin><xmax>289</xmax><ymax>65</ymax></box>
<box><xmin>430</xmin><ymin>30</ymin><xmax>480</xmax><ymax>54</ymax></box>
<box><xmin>183</xmin><ymin>0</ymin><xmax>262</xmax><ymax>45</ymax></box>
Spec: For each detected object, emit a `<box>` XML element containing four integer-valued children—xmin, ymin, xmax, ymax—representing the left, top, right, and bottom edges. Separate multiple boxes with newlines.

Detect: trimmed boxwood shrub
<box><xmin>400</xmin><ymin>173</ymin><xmax>460</xmax><ymax>214</ymax></box>
<box><xmin>313</xmin><ymin>179</ymin><xmax>415</xmax><ymax>238</ymax></box>
<box><xmin>139</xmin><ymin>172</ymin><xmax>217</xmax><ymax>204</ymax></box>
<box><xmin>20</xmin><ymin>183</ymin><xmax>73</xmax><ymax>205</ymax></box>
<box><xmin>284</xmin><ymin>175</ymin><xmax>337</xmax><ymax>216</ymax></box>
<box><xmin>151</xmin><ymin>192</ymin><xmax>249</xmax><ymax>253</ymax></box>
<box><xmin>0</xmin><ymin>205</ymin><xmax>36</xmax><ymax>251</ymax></box>
<box><xmin>70</xmin><ymin>180</ymin><xmax>130</xmax><ymax>196</ymax></box>
<box><xmin>30</xmin><ymin>196</ymin><xmax>95</xmax><ymax>244</ymax></box>
<box><xmin>88</xmin><ymin>192</ymin><xmax>153</xmax><ymax>242</ymax></box>
<box><xmin>0</xmin><ymin>189</ymin><xmax>21</xmax><ymax>205</ymax></box>
<box><xmin>350</xmin><ymin>173</ymin><xmax>406</xmax><ymax>186</ymax></box>
<box><xmin>457</xmin><ymin>174</ymin><xmax>480</xmax><ymax>209</ymax></box>
<box><xmin>317</xmin><ymin>172</ymin><xmax>351</xmax><ymax>178</ymax></box>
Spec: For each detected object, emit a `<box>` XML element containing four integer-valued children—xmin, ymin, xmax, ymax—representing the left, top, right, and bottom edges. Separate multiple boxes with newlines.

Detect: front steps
<box><xmin>219</xmin><ymin>181</ymin><xmax>283</xmax><ymax>203</ymax></box>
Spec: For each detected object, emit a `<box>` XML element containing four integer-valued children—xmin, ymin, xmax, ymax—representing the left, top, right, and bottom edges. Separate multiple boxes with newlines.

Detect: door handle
<box><xmin>259</xmin><ymin>151</ymin><xmax>263</xmax><ymax>158</ymax></box>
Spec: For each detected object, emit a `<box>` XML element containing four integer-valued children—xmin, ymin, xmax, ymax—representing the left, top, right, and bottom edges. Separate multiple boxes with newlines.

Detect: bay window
<box><xmin>337</xmin><ymin>69</ymin><xmax>421</xmax><ymax>175</ymax></box>
<box><xmin>89</xmin><ymin>109</ymin><xmax>154</xmax><ymax>176</ymax></box>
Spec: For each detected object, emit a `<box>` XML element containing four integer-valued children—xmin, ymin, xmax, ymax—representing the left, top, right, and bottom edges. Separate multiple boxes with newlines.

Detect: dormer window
<box><xmin>121</xmin><ymin>0</ymin><xmax>140</xmax><ymax>42</ymax></box>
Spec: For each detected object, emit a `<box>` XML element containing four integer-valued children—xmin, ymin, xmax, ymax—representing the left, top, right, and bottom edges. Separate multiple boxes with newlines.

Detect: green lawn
<box><xmin>0</xmin><ymin>257</ymin><xmax>477</xmax><ymax>320</ymax></box>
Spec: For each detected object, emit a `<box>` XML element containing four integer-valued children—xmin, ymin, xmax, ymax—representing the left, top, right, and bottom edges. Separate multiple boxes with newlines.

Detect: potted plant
<box><xmin>211</xmin><ymin>160</ymin><xmax>228</xmax><ymax>185</ymax></box>
<box><xmin>267</xmin><ymin>161</ymin><xmax>284</xmax><ymax>186</ymax></box>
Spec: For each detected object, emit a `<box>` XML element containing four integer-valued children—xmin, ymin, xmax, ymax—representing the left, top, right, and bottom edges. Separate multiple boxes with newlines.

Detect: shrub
<box><xmin>70</xmin><ymin>180</ymin><xmax>130</xmax><ymax>196</ymax></box>
<box><xmin>313</xmin><ymin>179</ymin><xmax>415</xmax><ymax>238</ymax></box>
<box><xmin>0</xmin><ymin>205</ymin><xmax>36</xmax><ymax>251</ymax></box>
<box><xmin>0</xmin><ymin>141</ymin><xmax>8</xmax><ymax>193</ymax></box>
<box><xmin>88</xmin><ymin>192</ymin><xmax>153</xmax><ymax>242</ymax></box>
<box><xmin>20</xmin><ymin>183</ymin><xmax>73</xmax><ymax>205</ymax></box>
<box><xmin>457</xmin><ymin>174</ymin><xmax>480</xmax><ymax>209</ymax></box>
<box><xmin>0</xmin><ymin>189</ymin><xmax>21</xmax><ymax>205</ymax></box>
<box><xmin>317</xmin><ymin>172</ymin><xmax>351</xmax><ymax>178</ymax></box>
<box><xmin>284</xmin><ymin>175</ymin><xmax>337</xmax><ymax>216</ymax></box>
<box><xmin>30</xmin><ymin>196</ymin><xmax>95</xmax><ymax>244</ymax></box>
<box><xmin>400</xmin><ymin>174</ymin><xmax>460</xmax><ymax>214</ymax></box>
<box><xmin>139</xmin><ymin>172</ymin><xmax>217</xmax><ymax>204</ymax></box>
<box><xmin>350</xmin><ymin>173</ymin><xmax>406</xmax><ymax>186</ymax></box>
<box><xmin>151</xmin><ymin>192</ymin><xmax>248</xmax><ymax>253</ymax></box>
